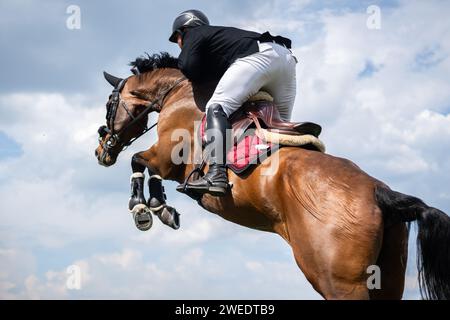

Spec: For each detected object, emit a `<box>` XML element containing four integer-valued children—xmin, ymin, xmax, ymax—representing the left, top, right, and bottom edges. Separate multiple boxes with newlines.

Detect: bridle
<box><xmin>98</xmin><ymin>76</ymin><xmax>187</xmax><ymax>157</ymax></box>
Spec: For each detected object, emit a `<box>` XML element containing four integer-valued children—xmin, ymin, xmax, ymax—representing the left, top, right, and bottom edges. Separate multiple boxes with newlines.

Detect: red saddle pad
<box><xmin>199</xmin><ymin>116</ymin><xmax>276</xmax><ymax>174</ymax></box>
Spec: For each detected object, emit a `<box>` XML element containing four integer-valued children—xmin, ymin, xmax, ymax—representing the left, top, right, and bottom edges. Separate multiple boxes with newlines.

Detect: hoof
<box><xmin>130</xmin><ymin>204</ymin><xmax>153</xmax><ymax>231</ymax></box>
<box><xmin>151</xmin><ymin>205</ymin><xmax>180</xmax><ymax>230</ymax></box>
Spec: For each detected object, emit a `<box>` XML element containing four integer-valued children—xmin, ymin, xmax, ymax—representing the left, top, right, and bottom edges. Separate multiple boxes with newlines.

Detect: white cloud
<box><xmin>293</xmin><ymin>1</ymin><xmax>450</xmax><ymax>181</ymax></box>
<box><xmin>0</xmin><ymin>246</ymin><xmax>320</xmax><ymax>299</ymax></box>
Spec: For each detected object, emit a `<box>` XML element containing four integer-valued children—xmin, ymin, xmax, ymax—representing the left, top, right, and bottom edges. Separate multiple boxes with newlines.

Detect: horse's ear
<box><xmin>103</xmin><ymin>71</ymin><xmax>123</xmax><ymax>88</ymax></box>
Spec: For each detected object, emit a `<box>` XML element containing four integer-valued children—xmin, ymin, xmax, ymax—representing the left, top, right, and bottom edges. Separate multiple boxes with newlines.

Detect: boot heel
<box><xmin>208</xmin><ymin>185</ymin><xmax>228</xmax><ymax>196</ymax></box>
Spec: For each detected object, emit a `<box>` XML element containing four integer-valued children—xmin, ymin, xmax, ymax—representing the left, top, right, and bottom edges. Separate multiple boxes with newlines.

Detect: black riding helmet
<box><xmin>169</xmin><ymin>9</ymin><xmax>210</xmax><ymax>43</ymax></box>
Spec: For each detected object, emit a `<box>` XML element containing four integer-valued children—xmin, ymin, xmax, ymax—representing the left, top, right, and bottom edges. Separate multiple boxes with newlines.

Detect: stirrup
<box><xmin>176</xmin><ymin>167</ymin><xmax>204</xmax><ymax>198</ymax></box>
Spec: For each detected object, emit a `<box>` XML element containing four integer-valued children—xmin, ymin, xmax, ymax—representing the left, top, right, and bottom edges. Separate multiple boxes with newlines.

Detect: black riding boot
<box><xmin>186</xmin><ymin>104</ymin><xmax>230</xmax><ymax>196</ymax></box>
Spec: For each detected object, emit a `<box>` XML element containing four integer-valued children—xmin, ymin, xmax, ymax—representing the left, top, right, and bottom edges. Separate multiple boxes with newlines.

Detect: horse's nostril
<box><xmin>95</xmin><ymin>149</ymin><xmax>99</xmax><ymax>157</ymax></box>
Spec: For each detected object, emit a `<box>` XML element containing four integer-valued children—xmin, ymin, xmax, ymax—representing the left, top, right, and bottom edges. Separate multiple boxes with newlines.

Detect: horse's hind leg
<box><xmin>292</xmin><ymin>252</ymin><xmax>371</xmax><ymax>299</ymax></box>
<box><xmin>147</xmin><ymin>170</ymin><xmax>180</xmax><ymax>230</ymax></box>
<box><xmin>369</xmin><ymin>223</ymin><xmax>408</xmax><ymax>300</ymax></box>
<box><xmin>292</xmin><ymin>224</ymin><xmax>407</xmax><ymax>300</ymax></box>
<box><xmin>292</xmin><ymin>253</ymin><xmax>371</xmax><ymax>299</ymax></box>
<box><xmin>288</xmin><ymin>205</ymin><xmax>383</xmax><ymax>300</ymax></box>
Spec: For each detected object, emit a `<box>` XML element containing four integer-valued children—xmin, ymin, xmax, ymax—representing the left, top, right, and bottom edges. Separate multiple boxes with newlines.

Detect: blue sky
<box><xmin>0</xmin><ymin>0</ymin><xmax>449</xmax><ymax>299</ymax></box>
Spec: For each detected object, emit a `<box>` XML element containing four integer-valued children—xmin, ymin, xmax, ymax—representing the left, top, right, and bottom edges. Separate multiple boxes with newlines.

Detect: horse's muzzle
<box><xmin>95</xmin><ymin>146</ymin><xmax>116</xmax><ymax>167</ymax></box>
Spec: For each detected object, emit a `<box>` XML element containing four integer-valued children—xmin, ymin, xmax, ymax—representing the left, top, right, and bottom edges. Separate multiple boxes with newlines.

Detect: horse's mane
<box><xmin>129</xmin><ymin>52</ymin><xmax>178</xmax><ymax>74</ymax></box>
<box><xmin>129</xmin><ymin>52</ymin><xmax>214</xmax><ymax>110</ymax></box>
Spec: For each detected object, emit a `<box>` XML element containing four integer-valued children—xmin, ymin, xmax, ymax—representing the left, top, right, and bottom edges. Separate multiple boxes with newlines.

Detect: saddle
<box><xmin>198</xmin><ymin>92</ymin><xmax>325</xmax><ymax>174</ymax></box>
<box><xmin>230</xmin><ymin>92</ymin><xmax>322</xmax><ymax>139</ymax></box>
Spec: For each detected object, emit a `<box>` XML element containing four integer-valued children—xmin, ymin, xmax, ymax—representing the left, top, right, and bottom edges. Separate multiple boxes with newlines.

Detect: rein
<box><xmin>99</xmin><ymin>76</ymin><xmax>187</xmax><ymax>153</ymax></box>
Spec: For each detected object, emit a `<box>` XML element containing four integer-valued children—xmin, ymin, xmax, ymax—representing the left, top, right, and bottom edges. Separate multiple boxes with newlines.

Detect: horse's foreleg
<box><xmin>128</xmin><ymin>152</ymin><xmax>154</xmax><ymax>231</ymax></box>
<box><xmin>147</xmin><ymin>173</ymin><xmax>166</xmax><ymax>211</ymax></box>
<box><xmin>130</xmin><ymin>153</ymin><xmax>148</xmax><ymax>208</ymax></box>
<box><xmin>148</xmin><ymin>172</ymin><xmax>180</xmax><ymax>230</ymax></box>
<box><xmin>131</xmin><ymin>149</ymin><xmax>180</xmax><ymax>230</ymax></box>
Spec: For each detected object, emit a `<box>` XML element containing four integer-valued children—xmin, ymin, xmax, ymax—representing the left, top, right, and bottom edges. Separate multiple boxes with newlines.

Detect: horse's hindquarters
<box><xmin>271</xmin><ymin>148</ymin><xmax>387</xmax><ymax>299</ymax></box>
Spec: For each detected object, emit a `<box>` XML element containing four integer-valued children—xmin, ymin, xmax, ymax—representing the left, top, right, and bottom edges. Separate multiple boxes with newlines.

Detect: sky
<box><xmin>0</xmin><ymin>0</ymin><xmax>449</xmax><ymax>299</ymax></box>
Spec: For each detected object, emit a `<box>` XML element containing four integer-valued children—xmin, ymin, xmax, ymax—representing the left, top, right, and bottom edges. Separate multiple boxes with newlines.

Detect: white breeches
<box><xmin>206</xmin><ymin>41</ymin><xmax>298</xmax><ymax>121</ymax></box>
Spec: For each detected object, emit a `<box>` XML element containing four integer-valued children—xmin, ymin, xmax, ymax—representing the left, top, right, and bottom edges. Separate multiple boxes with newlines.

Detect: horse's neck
<box><xmin>159</xmin><ymin>82</ymin><xmax>204</xmax><ymax>122</ymax></box>
<box><xmin>156</xmin><ymin>77</ymin><xmax>205</xmax><ymax>182</ymax></box>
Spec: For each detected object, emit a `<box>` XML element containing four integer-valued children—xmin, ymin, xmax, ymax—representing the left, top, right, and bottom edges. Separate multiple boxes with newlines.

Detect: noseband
<box><xmin>98</xmin><ymin>76</ymin><xmax>186</xmax><ymax>154</ymax></box>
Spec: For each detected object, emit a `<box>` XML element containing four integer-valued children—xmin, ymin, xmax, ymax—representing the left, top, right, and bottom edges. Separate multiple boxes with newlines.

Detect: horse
<box><xmin>95</xmin><ymin>53</ymin><xmax>450</xmax><ymax>300</ymax></box>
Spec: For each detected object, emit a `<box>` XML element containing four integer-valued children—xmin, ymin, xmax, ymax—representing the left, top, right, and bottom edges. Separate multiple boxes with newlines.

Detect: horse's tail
<box><xmin>375</xmin><ymin>185</ymin><xmax>450</xmax><ymax>300</ymax></box>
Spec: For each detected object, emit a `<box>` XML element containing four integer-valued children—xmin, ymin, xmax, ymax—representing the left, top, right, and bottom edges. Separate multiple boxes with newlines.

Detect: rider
<box><xmin>170</xmin><ymin>9</ymin><xmax>297</xmax><ymax>197</ymax></box>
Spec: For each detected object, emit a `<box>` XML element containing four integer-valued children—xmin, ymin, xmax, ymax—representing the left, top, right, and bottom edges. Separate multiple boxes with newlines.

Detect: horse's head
<box><xmin>95</xmin><ymin>71</ymin><xmax>154</xmax><ymax>166</ymax></box>
<box><xmin>95</xmin><ymin>52</ymin><xmax>186</xmax><ymax>167</ymax></box>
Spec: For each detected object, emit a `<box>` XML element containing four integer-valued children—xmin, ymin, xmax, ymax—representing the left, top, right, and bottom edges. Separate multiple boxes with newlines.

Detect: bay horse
<box><xmin>95</xmin><ymin>53</ymin><xmax>450</xmax><ymax>300</ymax></box>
